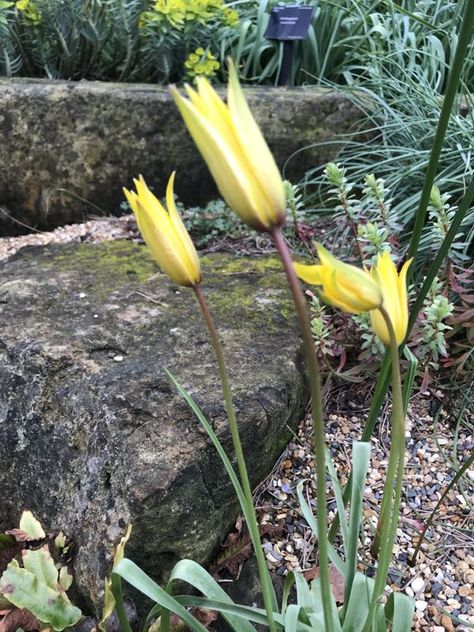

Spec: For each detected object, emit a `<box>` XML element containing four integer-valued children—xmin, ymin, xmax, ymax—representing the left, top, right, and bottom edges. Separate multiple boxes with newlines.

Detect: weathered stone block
<box><xmin>0</xmin><ymin>241</ymin><xmax>307</xmax><ymax>610</ymax></box>
<box><xmin>0</xmin><ymin>79</ymin><xmax>366</xmax><ymax>233</ymax></box>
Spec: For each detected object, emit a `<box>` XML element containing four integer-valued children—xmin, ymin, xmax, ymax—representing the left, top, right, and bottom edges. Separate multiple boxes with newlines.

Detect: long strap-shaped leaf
<box><xmin>344</xmin><ymin>442</ymin><xmax>371</xmax><ymax>611</ymax></box>
<box><xmin>328</xmin><ymin>338</ymin><xmax>419</xmax><ymax>544</ymax></box>
<box><xmin>165</xmin><ymin>370</ymin><xmax>249</xmax><ymax>527</ymax></box>
<box><xmin>309</xmin><ymin>576</ymin><xmax>343</xmax><ymax>632</ymax></box>
<box><xmin>113</xmin><ymin>559</ymin><xmax>209</xmax><ymax>632</ymax></box>
<box><xmin>296</xmin><ymin>482</ymin><xmax>347</xmax><ymax>577</ymax></box>
<box><xmin>342</xmin><ymin>573</ymin><xmax>376</xmax><ymax>632</ymax></box>
<box><xmin>173</xmin><ymin>595</ymin><xmax>294</xmax><ymax>630</ymax></box>
<box><xmin>384</xmin><ymin>591</ymin><xmax>415</xmax><ymax>632</ymax></box>
<box><xmin>325</xmin><ymin>447</ymin><xmax>350</xmax><ymax>551</ymax></box>
<box><xmin>166</xmin><ymin>559</ymin><xmax>257</xmax><ymax>632</ymax></box>
<box><xmin>284</xmin><ymin>604</ymin><xmax>305</xmax><ymax>631</ymax></box>
<box><xmin>165</xmin><ymin>370</ymin><xmax>277</xmax><ymax>606</ymax></box>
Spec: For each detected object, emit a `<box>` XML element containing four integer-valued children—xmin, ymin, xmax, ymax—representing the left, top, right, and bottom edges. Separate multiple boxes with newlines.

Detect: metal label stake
<box><xmin>264</xmin><ymin>5</ymin><xmax>315</xmax><ymax>86</ymax></box>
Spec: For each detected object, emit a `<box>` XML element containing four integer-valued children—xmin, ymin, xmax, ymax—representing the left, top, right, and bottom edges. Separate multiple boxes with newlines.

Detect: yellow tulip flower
<box><xmin>294</xmin><ymin>243</ymin><xmax>383</xmax><ymax>314</ymax></box>
<box><xmin>171</xmin><ymin>60</ymin><xmax>285</xmax><ymax>232</ymax></box>
<box><xmin>370</xmin><ymin>251</ymin><xmax>412</xmax><ymax>346</ymax></box>
<box><xmin>123</xmin><ymin>172</ymin><xmax>201</xmax><ymax>287</ymax></box>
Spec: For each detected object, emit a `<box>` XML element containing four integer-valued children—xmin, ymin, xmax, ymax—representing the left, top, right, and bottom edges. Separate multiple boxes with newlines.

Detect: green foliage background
<box><xmin>1</xmin><ymin>0</ymin><xmax>473</xmax><ymax>90</ymax></box>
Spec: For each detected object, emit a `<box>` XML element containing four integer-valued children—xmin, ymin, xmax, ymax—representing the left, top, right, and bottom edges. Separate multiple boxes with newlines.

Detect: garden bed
<box><xmin>1</xmin><ymin>217</ymin><xmax>472</xmax><ymax>631</ymax></box>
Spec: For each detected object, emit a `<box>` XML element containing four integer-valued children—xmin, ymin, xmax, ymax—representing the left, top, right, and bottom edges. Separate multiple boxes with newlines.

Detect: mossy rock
<box><xmin>0</xmin><ymin>240</ymin><xmax>308</xmax><ymax>611</ymax></box>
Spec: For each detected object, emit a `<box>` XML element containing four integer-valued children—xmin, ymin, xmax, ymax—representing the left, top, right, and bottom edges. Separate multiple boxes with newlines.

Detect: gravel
<box><xmin>0</xmin><ymin>215</ymin><xmax>138</xmax><ymax>261</ymax></box>
<box><xmin>254</xmin><ymin>392</ymin><xmax>473</xmax><ymax>631</ymax></box>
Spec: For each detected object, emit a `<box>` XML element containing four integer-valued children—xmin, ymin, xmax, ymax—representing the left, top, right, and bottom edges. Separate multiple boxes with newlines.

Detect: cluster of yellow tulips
<box><xmin>123</xmin><ymin>61</ymin><xmax>410</xmax><ymax>346</ymax></box>
<box><xmin>122</xmin><ymin>60</ymin><xmax>412</xmax><ymax>632</ymax></box>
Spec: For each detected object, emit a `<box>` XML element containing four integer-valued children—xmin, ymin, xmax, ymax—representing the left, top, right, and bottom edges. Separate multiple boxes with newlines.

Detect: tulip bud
<box><xmin>294</xmin><ymin>243</ymin><xmax>383</xmax><ymax>314</ymax></box>
<box><xmin>171</xmin><ymin>60</ymin><xmax>285</xmax><ymax>232</ymax></box>
<box><xmin>123</xmin><ymin>172</ymin><xmax>201</xmax><ymax>287</ymax></box>
<box><xmin>370</xmin><ymin>251</ymin><xmax>411</xmax><ymax>346</ymax></box>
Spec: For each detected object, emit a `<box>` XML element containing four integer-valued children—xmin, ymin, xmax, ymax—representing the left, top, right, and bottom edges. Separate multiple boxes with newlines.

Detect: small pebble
<box><xmin>411</xmin><ymin>577</ymin><xmax>425</xmax><ymax>594</ymax></box>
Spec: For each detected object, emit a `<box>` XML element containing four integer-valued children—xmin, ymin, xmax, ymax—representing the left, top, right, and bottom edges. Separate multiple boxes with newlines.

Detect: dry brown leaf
<box><xmin>302</xmin><ymin>565</ymin><xmax>345</xmax><ymax>604</ymax></box>
<box><xmin>0</xmin><ymin>608</ymin><xmax>42</xmax><ymax>632</ymax></box>
<box><xmin>192</xmin><ymin>607</ymin><xmax>218</xmax><ymax>628</ymax></box>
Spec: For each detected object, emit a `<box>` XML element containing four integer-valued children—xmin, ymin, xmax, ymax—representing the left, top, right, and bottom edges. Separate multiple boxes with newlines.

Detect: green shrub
<box><xmin>2</xmin><ymin>0</ymin><xmax>473</xmax><ymax>87</ymax></box>
<box><xmin>0</xmin><ymin>0</ymin><xmax>239</xmax><ymax>81</ymax></box>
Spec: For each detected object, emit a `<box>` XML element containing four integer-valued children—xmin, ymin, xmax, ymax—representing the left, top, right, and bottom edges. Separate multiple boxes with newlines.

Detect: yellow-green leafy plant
<box><xmin>138</xmin><ymin>0</ymin><xmax>238</xmax><ymax>83</ymax></box>
<box><xmin>0</xmin><ymin>511</ymin><xmax>82</xmax><ymax>631</ymax></box>
<box><xmin>139</xmin><ymin>0</ymin><xmax>237</xmax><ymax>31</ymax></box>
<box><xmin>15</xmin><ymin>0</ymin><xmax>41</xmax><ymax>24</ymax></box>
<box><xmin>0</xmin><ymin>0</ymin><xmax>239</xmax><ymax>82</ymax></box>
<box><xmin>184</xmin><ymin>47</ymin><xmax>220</xmax><ymax>81</ymax></box>
<box><xmin>111</xmin><ymin>60</ymin><xmax>421</xmax><ymax>632</ymax></box>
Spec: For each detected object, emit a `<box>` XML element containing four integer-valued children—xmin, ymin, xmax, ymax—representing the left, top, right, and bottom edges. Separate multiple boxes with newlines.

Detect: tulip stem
<box><xmin>363</xmin><ymin>306</ymin><xmax>406</xmax><ymax>631</ymax></box>
<box><xmin>271</xmin><ymin>227</ymin><xmax>334</xmax><ymax>632</ymax></box>
<box><xmin>193</xmin><ymin>284</ymin><xmax>278</xmax><ymax>632</ymax></box>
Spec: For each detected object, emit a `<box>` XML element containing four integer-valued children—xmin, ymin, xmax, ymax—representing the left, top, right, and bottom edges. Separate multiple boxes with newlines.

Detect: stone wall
<box><xmin>0</xmin><ymin>79</ymin><xmax>367</xmax><ymax>234</ymax></box>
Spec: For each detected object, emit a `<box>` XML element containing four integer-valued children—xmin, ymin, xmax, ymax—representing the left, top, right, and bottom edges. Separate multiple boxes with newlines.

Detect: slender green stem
<box><xmin>329</xmin><ymin>175</ymin><xmax>474</xmax><ymax>548</ymax></box>
<box><xmin>327</xmin><ymin>354</ymin><xmax>391</xmax><ymax>544</ymax></box>
<box><xmin>193</xmin><ymin>284</ymin><xmax>278</xmax><ymax>632</ymax></box>
<box><xmin>271</xmin><ymin>227</ymin><xmax>334</xmax><ymax>632</ymax></box>
<box><xmin>370</xmin><ymin>423</ymin><xmax>398</xmax><ymax>559</ymax></box>
<box><xmin>362</xmin><ymin>307</ymin><xmax>406</xmax><ymax>631</ymax></box>
<box><xmin>406</xmin><ymin>0</ymin><xmax>474</xmax><ymax>272</ymax></box>
<box><xmin>110</xmin><ymin>575</ymin><xmax>133</xmax><ymax>632</ymax></box>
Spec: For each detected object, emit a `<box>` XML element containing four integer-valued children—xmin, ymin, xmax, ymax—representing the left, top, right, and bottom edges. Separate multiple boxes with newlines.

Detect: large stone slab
<box><xmin>0</xmin><ymin>79</ymin><xmax>367</xmax><ymax>234</ymax></box>
<box><xmin>0</xmin><ymin>241</ymin><xmax>307</xmax><ymax>610</ymax></box>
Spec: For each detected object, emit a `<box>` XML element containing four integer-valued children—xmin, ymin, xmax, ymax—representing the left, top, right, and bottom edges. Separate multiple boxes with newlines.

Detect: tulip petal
<box><xmin>123</xmin><ymin>188</ymin><xmax>138</xmax><ymax>215</ymax></box>
<box><xmin>293</xmin><ymin>262</ymin><xmax>322</xmax><ymax>286</ymax></box>
<box><xmin>135</xmin><ymin>198</ymin><xmax>194</xmax><ymax>286</ymax></box>
<box><xmin>165</xmin><ymin>171</ymin><xmax>201</xmax><ymax>280</ymax></box>
<box><xmin>370</xmin><ymin>252</ymin><xmax>411</xmax><ymax>346</ymax></box>
<box><xmin>124</xmin><ymin>174</ymin><xmax>200</xmax><ymax>287</ymax></box>
<box><xmin>369</xmin><ymin>307</ymin><xmax>389</xmax><ymax>346</ymax></box>
<box><xmin>227</xmin><ymin>61</ymin><xmax>285</xmax><ymax>226</ymax></box>
<box><xmin>134</xmin><ymin>175</ymin><xmax>169</xmax><ymax>225</ymax></box>
<box><xmin>171</xmin><ymin>86</ymin><xmax>269</xmax><ymax>230</ymax></box>
<box><xmin>172</xmin><ymin>69</ymin><xmax>285</xmax><ymax>231</ymax></box>
<box><xmin>315</xmin><ymin>242</ymin><xmax>382</xmax><ymax>311</ymax></box>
